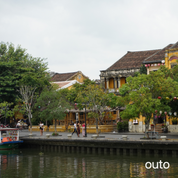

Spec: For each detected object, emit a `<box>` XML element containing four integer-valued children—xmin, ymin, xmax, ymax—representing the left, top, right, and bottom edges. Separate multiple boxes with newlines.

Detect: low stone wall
<box><xmin>129</xmin><ymin>122</ymin><xmax>178</xmax><ymax>133</ymax></box>
<box><xmin>168</xmin><ymin>125</ymin><xmax>178</xmax><ymax>133</ymax></box>
<box><xmin>29</xmin><ymin>125</ymin><xmax>116</xmax><ymax>133</ymax></box>
<box><xmin>21</xmin><ymin>137</ymin><xmax>178</xmax><ymax>156</ymax></box>
<box><xmin>49</xmin><ymin>125</ymin><xmax>66</xmax><ymax>132</ymax></box>
<box><xmin>28</xmin><ymin>126</ymin><xmax>48</xmax><ymax>132</ymax></box>
<box><xmin>129</xmin><ymin>121</ymin><xmax>145</xmax><ymax>133</ymax></box>
<box><xmin>68</xmin><ymin>125</ymin><xmax>116</xmax><ymax>133</ymax></box>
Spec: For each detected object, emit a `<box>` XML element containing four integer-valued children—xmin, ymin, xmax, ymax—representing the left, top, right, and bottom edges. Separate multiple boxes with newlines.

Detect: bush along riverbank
<box><xmin>117</xmin><ymin>121</ymin><xmax>128</xmax><ymax>132</ymax></box>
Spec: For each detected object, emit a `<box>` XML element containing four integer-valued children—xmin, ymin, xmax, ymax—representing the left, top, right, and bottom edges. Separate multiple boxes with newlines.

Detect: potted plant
<box><xmin>52</xmin><ymin>132</ymin><xmax>59</xmax><ymax>136</ymax></box>
<box><xmin>161</xmin><ymin>123</ymin><xmax>168</xmax><ymax>133</ymax></box>
<box><xmin>172</xmin><ymin>118</ymin><xmax>177</xmax><ymax>125</ymax></box>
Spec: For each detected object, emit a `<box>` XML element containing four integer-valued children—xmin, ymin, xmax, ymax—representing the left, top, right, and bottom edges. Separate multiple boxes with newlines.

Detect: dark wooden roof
<box><xmin>170</xmin><ymin>42</ymin><xmax>178</xmax><ymax>49</ymax></box>
<box><xmin>144</xmin><ymin>44</ymin><xmax>173</xmax><ymax>62</ymax></box>
<box><xmin>106</xmin><ymin>43</ymin><xmax>177</xmax><ymax>71</ymax></box>
<box><xmin>50</xmin><ymin>71</ymin><xmax>78</xmax><ymax>82</ymax></box>
<box><xmin>107</xmin><ymin>49</ymin><xmax>159</xmax><ymax>70</ymax></box>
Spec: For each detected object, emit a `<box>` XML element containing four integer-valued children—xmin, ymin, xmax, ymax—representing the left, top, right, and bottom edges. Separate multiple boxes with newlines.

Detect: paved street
<box><xmin>19</xmin><ymin>129</ymin><xmax>178</xmax><ymax>141</ymax></box>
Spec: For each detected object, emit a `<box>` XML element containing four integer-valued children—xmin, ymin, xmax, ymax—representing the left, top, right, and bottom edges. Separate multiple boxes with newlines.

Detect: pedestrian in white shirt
<box><xmin>72</xmin><ymin>122</ymin><xmax>77</xmax><ymax>135</ymax></box>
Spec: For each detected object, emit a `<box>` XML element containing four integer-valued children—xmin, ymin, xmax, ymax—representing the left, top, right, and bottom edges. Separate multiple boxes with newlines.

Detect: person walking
<box><xmin>77</xmin><ymin>123</ymin><xmax>80</xmax><ymax>137</ymax></box>
<box><xmin>82</xmin><ymin>122</ymin><xmax>85</xmax><ymax>137</ymax></box>
<box><xmin>39</xmin><ymin>122</ymin><xmax>44</xmax><ymax>136</ymax></box>
<box><xmin>72</xmin><ymin>122</ymin><xmax>77</xmax><ymax>135</ymax></box>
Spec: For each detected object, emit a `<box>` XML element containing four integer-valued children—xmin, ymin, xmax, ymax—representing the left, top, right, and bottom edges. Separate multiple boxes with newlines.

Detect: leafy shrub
<box><xmin>117</xmin><ymin>121</ymin><xmax>128</xmax><ymax>132</ymax></box>
<box><xmin>117</xmin><ymin>122</ymin><xmax>123</xmax><ymax>131</ymax></box>
<box><xmin>52</xmin><ymin>132</ymin><xmax>59</xmax><ymax>136</ymax></box>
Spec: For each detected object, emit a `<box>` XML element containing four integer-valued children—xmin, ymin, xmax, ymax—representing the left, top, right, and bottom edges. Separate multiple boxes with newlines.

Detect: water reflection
<box><xmin>0</xmin><ymin>149</ymin><xmax>178</xmax><ymax>178</ymax></box>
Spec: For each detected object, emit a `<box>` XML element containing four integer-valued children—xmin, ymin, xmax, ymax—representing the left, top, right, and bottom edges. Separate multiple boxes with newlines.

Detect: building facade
<box><xmin>100</xmin><ymin>41</ymin><xmax>178</xmax><ymax>133</ymax></box>
<box><xmin>51</xmin><ymin>71</ymin><xmax>89</xmax><ymax>90</ymax></box>
<box><xmin>100</xmin><ymin>42</ymin><xmax>178</xmax><ymax>95</ymax></box>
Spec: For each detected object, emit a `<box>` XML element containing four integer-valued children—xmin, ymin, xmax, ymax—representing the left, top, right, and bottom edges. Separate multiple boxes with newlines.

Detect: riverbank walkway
<box><xmin>19</xmin><ymin>129</ymin><xmax>178</xmax><ymax>141</ymax></box>
<box><xmin>19</xmin><ymin>130</ymin><xmax>178</xmax><ymax>156</ymax></box>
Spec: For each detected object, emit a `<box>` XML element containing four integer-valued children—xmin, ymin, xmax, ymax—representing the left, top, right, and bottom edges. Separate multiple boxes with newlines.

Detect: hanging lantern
<box><xmin>158</xmin><ymin>96</ymin><xmax>161</xmax><ymax>99</ymax></box>
<box><xmin>174</xmin><ymin>112</ymin><xmax>177</xmax><ymax>116</ymax></box>
<box><xmin>151</xmin><ymin>64</ymin><xmax>154</xmax><ymax>66</ymax></box>
<box><xmin>148</xmin><ymin>64</ymin><xmax>150</xmax><ymax>67</ymax></box>
<box><xmin>158</xmin><ymin>63</ymin><xmax>161</xmax><ymax>66</ymax></box>
<box><xmin>166</xmin><ymin>97</ymin><xmax>169</xmax><ymax>100</ymax></box>
<box><xmin>164</xmin><ymin>111</ymin><xmax>167</xmax><ymax>115</ymax></box>
<box><xmin>145</xmin><ymin>64</ymin><xmax>148</xmax><ymax>67</ymax></box>
<box><xmin>174</xmin><ymin>97</ymin><xmax>177</xmax><ymax>100</ymax></box>
<box><xmin>160</xmin><ymin>111</ymin><xmax>162</xmax><ymax>114</ymax></box>
<box><xmin>154</xmin><ymin>63</ymin><xmax>157</xmax><ymax>66</ymax></box>
<box><xmin>155</xmin><ymin>110</ymin><xmax>157</xmax><ymax>113</ymax></box>
<box><xmin>162</xmin><ymin>63</ymin><xmax>164</xmax><ymax>65</ymax></box>
<box><xmin>169</xmin><ymin>112</ymin><xmax>172</xmax><ymax>116</ymax></box>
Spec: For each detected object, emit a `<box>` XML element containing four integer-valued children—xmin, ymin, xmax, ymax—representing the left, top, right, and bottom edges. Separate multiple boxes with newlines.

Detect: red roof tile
<box><xmin>144</xmin><ymin>44</ymin><xmax>174</xmax><ymax>62</ymax></box>
<box><xmin>107</xmin><ymin>43</ymin><xmax>177</xmax><ymax>71</ymax></box>
<box><xmin>50</xmin><ymin>71</ymin><xmax>78</xmax><ymax>82</ymax></box>
<box><xmin>107</xmin><ymin>49</ymin><xmax>159</xmax><ymax>70</ymax></box>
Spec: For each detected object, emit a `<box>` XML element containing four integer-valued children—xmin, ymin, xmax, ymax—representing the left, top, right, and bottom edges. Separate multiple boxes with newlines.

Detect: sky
<box><xmin>0</xmin><ymin>0</ymin><xmax>178</xmax><ymax>80</ymax></box>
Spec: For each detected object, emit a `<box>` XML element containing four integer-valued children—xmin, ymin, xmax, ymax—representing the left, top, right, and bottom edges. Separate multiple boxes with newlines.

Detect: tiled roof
<box><xmin>170</xmin><ymin>41</ymin><xmax>178</xmax><ymax>49</ymax></box>
<box><xmin>50</xmin><ymin>71</ymin><xmax>78</xmax><ymax>82</ymax></box>
<box><xmin>106</xmin><ymin>43</ymin><xmax>177</xmax><ymax>71</ymax></box>
<box><xmin>144</xmin><ymin>44</ymin><xmax>174</xmax><ymax>62</ymax></box>
<box><xmin>107</xmin><ymin>49</ymin><xmax>159</xmax><ymax>70</ymax></box>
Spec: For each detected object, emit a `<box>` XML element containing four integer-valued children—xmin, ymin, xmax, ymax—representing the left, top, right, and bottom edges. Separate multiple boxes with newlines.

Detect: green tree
<box><xmin>134</xmin><ymin>64</ymin><xmax>147</xmax><ymax>77</ymax></box>
<box><xmin>158</xmin><ymin>65</ymin><xmax>178</xmax><ymax>120</ymax></box>
<box><xmin>18</xmin><ymin>86</ymin><xmax>37</xmax><ymax>133</ymax></box>
<box><xmin>0</xmin><ymin>102</ymin><xmax>14</xmax><ymax>125</ymax></box>
<box><xmin>0</xmin><ymin>42</ymin><xmax>50</xmax><ymax>104</ymax></box>
<box><xmin>120</xmin><ymin>70</ymin><xmax>178</xmax><ymax>134</ymax></box>
<box><xmin>35</xmin><ymin>89</ymin><xmax>71</xmax><ymax>133</ymax></box>
<box><xmin>76</xmin><ymin>85</ymin><xmax>123</xmax><ymax>135</ymax></box>
<box><xmin>65</xmin><ymin>79</ymin><xmax>96</xmax><ymax>103</ymax></box>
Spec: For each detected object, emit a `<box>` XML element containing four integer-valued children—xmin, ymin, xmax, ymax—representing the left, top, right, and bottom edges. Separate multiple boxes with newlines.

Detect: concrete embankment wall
<box><xmin>21</xmin><ymin>137</ymin><xmax>178</xmax><ymax>156</ymax></box>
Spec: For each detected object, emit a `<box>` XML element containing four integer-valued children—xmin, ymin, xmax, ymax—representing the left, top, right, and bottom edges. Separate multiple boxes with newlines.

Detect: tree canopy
<box><xmin>0</xmin><ymin>42</ymin><xmax>50</xmax><ymax>103</ymax></box>
<box><xmin>76</xmin><ymin>84</ymin><xmax>124</xmax><ymax>135</ymax></box>
<box><xmin>119</xmin><ymin>69</ymin><xmax>178</xmax><ymax>131</ymax></box>
<box><xmin>35</xmin><ymin>88</ymin><xmax>71</xmax><ymax>133</ymax></box>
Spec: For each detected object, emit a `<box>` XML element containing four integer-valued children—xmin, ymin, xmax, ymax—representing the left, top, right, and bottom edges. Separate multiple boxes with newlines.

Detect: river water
<box><xmin>1</xmin><ymin>149</ymin><xmax>178</xmax><ymax>178</ymax></box>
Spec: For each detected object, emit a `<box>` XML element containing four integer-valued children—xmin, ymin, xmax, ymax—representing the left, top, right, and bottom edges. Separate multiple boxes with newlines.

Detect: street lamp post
<box><xmin>84</xmin><ymin>105</ymin><xmax>87</xmax><ymax>137</ymax></box>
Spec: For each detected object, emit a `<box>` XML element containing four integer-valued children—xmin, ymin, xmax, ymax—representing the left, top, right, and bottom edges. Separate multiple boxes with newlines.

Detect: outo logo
<box><xmin>145</xmin><ymin>160</ymin><xmax>170</xmax><ymax>169</ymax></box>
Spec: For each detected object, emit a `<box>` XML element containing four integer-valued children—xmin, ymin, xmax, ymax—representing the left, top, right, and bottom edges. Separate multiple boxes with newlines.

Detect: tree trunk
<box><xmin>55</xmin><ymin>119</ymin><xmax>57</xmax><ymax>133</ymax></box>
<box><xmin>28</xmin><ymin>112</ymin><xmax>32</xmax><ymax>134</ymax></box>
<box><xmin>30</xmin><ymin>124</ymin><xmax>32</xmax><ymax>134</ymax></box>
<box><xmin>96</xmin><ymin>118</ymin><xmax>99</xmax><ymax>136</ymax></box>
<box><xmin>145</xmin><ymin>119</ymin><xmax>150</xmax><ymax>138</ymax></box>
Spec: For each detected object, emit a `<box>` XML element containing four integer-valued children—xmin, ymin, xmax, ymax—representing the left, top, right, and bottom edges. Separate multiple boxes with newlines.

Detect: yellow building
<box><xmin>50</xmin><ymin>71</ymin><xmax>89</xmax><ymax>90</ymax></box>
<box><xmin>100</xmin><ymin>41</ymin><xmax>178</xmax><ymax>132</ymax></box>
<box><xmin>143</xmin><ymin>42</ymin><xmax>178</xmax><ymax>73</ymax></box>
